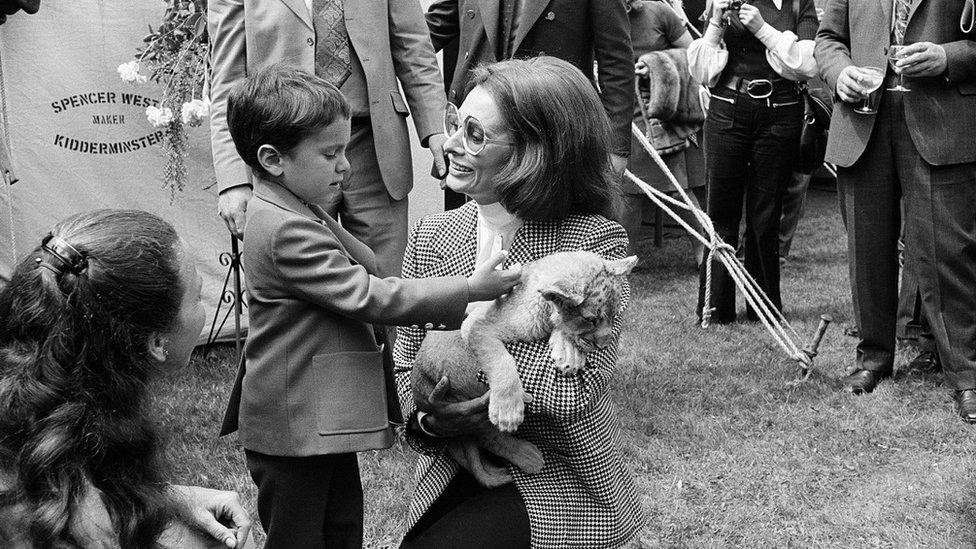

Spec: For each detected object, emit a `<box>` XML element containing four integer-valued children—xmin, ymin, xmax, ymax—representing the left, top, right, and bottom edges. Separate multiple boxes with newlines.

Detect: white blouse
<box><xmin>475</xmin><ymin>202</ymin><xmax>523</xmax><ymax>267</ymax></box>
<box><xmin>687</xmin><ymin>5</ymin><xmax>818</xmax><ymax>87</ymax></box>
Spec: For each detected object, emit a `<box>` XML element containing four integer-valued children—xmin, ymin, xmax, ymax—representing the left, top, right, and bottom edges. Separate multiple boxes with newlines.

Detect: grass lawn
<box><xmin>155</xmin><ymin>186</ymin><xmax>976</xmax><ymax>548</ymax></box>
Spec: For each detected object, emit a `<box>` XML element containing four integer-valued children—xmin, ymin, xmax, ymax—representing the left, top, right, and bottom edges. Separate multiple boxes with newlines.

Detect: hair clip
<box><xmin>39</xmin><ymin>234</ymin><xmax>88</xmax><ymax>276</ymax></box>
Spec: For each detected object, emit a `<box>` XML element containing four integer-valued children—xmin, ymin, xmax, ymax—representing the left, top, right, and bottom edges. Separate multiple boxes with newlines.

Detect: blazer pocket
<box><xmin>313</xmin><ymin>351</ymin><xmax>389</xmax><ymax>435</ymax></box>
<box><xmin>390</xmin><ymin>90</ymin><xmax>410</xmax><ymax>116</ymax></box>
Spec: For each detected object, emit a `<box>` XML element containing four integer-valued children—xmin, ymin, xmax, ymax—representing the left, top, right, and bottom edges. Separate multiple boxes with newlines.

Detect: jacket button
<box><xmin>307</xmin><ymin>37</ymin><xmax>314</xmax><ymax>46</ymax></box>
<box><xmin>438</xmin><ymin>324</ymin><xmax>447</xmax><ymax>329</ymax></box>
<box><xmin>410</xmin><ymin>324</ymin><xmax>419</xmax><ymax>329</ymax></box>
<box><xmin>424</xmin><ymin>322</ymin><xmax>435</xmax><ymax>329</ymax></box>
<box><xmin>546</xmin><ymin>11</ymin><xmax>555</xmax><ymax>20</ymax></box>
<box><xmin>467</xmin><ymin>9</ymin><xmax>475</xmax><ymax>18</ymax></box>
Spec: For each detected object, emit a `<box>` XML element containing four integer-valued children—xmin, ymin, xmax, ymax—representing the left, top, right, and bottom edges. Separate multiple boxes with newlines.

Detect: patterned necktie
<box><xmin>313</xmin><ymin>0</ymin><xmax>352</xmax><ymax>87</ymax></box>
<box><xmin>893</xmin><ymin>0</ymin><xmax>911</xmax><ymax>45</ymax></box>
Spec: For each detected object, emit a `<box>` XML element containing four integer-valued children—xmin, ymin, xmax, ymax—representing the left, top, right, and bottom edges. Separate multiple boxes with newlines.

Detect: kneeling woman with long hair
<box><xmin>0</xmin><ymin>210</ymin><xmax>252</xmax><ymax>548</ymax></box>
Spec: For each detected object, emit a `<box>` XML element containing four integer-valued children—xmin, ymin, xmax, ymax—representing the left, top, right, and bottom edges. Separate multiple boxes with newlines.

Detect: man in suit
<box><xmin>425</xmin><ymin>0</ymin><xmax>635</xmax><ymax>209</ymax></box>
<box><xmin>209</xmin><ymin>0</ymin><xmax>448</xmax><ymax>278</ymax></box>
<box><xmin>816</xmin><ymin>0</ymin><xmax>976</xmax><ymax>422</ymax></box>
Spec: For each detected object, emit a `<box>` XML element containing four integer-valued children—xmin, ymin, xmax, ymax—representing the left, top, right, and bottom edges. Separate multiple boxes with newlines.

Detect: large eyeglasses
<box><xmin>443</xmin><ymin>102</ymin><xmax>514</xmax><ymax>156</ymax></box>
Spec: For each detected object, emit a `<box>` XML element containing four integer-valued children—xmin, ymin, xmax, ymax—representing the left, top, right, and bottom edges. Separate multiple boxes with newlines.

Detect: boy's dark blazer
<box><xmin>221</xmin><ymin>181</ymin><xmax>468</xmax><ymax>456</ymax></box>
<box><xmin>425</xmin><ymin>0</ymin><xmax>635</xmax><ymax>156</ymax></box>
<box><xmin>816</xmin><ymin>0</ymin><xmax>976</xmax><ymax>168</ymax></box>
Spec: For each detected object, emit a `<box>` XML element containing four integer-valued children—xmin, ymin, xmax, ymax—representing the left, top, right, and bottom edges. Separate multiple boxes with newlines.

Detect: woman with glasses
<box><xmin>393</xmin><ymin>57</ymin><xmax>642</xmax><ymax>548</ymax></box>
<box><xmin>689</xmin><ymin>0</ymin><xmax>818</xmax><ymax>324</ymax></box>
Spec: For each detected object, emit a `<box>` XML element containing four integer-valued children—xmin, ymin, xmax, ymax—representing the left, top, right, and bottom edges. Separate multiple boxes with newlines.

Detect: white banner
<box><xmin>0</xmin><ymin>0</ymin><xmax>243</xmax><ymax>342</ymax></box>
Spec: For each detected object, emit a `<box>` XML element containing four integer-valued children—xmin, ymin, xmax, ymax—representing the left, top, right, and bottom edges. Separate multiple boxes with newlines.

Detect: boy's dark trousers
<box><xmin>245</xmin><ymin>450</ymin><xmax>363</xmax><ymax>549</ymax></box>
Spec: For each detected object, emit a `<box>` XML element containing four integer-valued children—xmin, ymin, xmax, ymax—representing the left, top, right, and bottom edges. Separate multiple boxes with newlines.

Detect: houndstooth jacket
<box><xmin>393</xmin><ymin>202</ymin><xmax>644</xmax><ymax>548</ymax></box>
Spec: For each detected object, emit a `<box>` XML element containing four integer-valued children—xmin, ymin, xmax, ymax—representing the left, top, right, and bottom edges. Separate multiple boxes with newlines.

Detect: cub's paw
<box><xmin>549</xmin><ymin>330</ymin><xmax>586</xmax><ymax>377</ymax></box>
<box><xmin>489</xmin><ymin>387</ymin><xmax>526</xmax><ymax>433</ymax></box>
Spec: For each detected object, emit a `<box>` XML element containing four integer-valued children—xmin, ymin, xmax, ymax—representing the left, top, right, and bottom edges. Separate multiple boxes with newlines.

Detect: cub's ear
<box><xmin>540</xmin><ymin>285</ymin><xmax>585</xmax><ymax>308</ymax></box>
<box><xmin>605</xmin><ymin>256</ymin><xmax>638</xmax><ymax>276</ymax></box>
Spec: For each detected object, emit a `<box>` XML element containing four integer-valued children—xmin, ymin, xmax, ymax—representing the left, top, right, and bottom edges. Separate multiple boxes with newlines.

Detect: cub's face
<box><xmin>541</xmin><ymin>255</ymin><xmax>637</xmax><ymax>351</ymax></box>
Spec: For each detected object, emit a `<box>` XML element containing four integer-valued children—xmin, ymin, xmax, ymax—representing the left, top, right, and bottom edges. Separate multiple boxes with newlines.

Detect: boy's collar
<box><xmin>252</xmin><ymin>179</ymin><xmax>325</xmax><ymax>221</ymax></box>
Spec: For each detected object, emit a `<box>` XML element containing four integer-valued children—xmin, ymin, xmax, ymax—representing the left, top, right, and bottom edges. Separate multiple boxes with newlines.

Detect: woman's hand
<box><xmin>737</xmin><ymin>4</ymin><xmax>765</xmax><ymax>34</ymax></box>
<box><xmin>466</xmin><ymin>250</ymin><xmax>522</xmax><ymax>302</ymax></box>
<box><xmin>168</xmin><ymin>485</ymin><xmax>252</xmax><ymax>548</ymax></box>
<box><xmin>416</xmin><ymin>376</ymin><xmax>492</xmax><ymax>437</ymax></box>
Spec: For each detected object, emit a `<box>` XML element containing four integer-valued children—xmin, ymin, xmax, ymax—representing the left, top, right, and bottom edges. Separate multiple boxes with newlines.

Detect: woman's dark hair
<box><xmin>0</xmin><ymin>209</ymin><xmax>183</xmax><ymax>547</ymax></box>
<box><xmin>468</xmin><ymin>56</ymin><xmax>619</xmax><ymax>221</ymax></box>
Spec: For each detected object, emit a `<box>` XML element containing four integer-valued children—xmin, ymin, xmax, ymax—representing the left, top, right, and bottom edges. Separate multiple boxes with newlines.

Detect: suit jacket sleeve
<box><xmin>592</xmin><ymin>0</ymin><xmax>636</xmax><ymax>157</ymax></box>
<box><xmin>388</xmin><ymin>0</ymin><xmax>447</xmax><ymax>144</ymax></box>
<box><xmin>511</xmin><ymin>220</ymin><xmax>630</xmax><ymax>422</ymax></box>
<box><xmin>814</xmin><ymin>0</ymin><xmax>853</xmax><ymax>96</ymax></box>
<box><xmin>207</xmin><ymin>0</ymin><xmax>252</xmax><ymax>194</ymax></box>
<box><xmin>425</xmin><ymin>0</ymin><xmax>460</xmax><ymax>53</ymax></box>
<box><xmin>944</xmin><ymin>38</ymin><xmax>976</xmax><ymax>85</ymax></box>
<box><xmin>272</xmin><ymin>216</ymin><xmax>468</xmax><ymax>327</ymax></box>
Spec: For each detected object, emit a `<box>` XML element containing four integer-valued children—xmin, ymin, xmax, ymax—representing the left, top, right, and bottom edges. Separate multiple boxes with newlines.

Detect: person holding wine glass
<box><xmin>816</xmin><ymin>0</ymin><xmax>976</xmax><ymax>423</ymax></box>
<box><xmin>847</xmin><ymin>65</ymin><xmax>885</xmax><ymax>114</ymax></box>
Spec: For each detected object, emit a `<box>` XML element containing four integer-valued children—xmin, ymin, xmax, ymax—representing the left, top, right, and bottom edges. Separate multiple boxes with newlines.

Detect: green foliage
<box><xmin>136</xmin><ymin>0</ymin><xmax>209</xmax><ymax>200</ymax></box>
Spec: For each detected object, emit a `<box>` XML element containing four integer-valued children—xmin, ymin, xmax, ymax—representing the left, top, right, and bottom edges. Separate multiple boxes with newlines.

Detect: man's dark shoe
<box><xmin>956</xmin><ymin>390</ymin><xmax>976</xmax><ymax>424</ymax></box>
<box><xmin>907</xmin><ymin>350</ymin><xmax>941</xmax><ymax>374</ymax></box>
<box><xmin>843</xmin><ymin>369</ymin><xmax>890</xmax><ymax>395</ymax></box>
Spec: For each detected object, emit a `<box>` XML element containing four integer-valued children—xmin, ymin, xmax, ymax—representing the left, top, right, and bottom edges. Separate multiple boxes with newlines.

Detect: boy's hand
<box><xmin>466</xmin><ymin>250</ymin><xmax>521</xmax><ymax>301</ymax></box>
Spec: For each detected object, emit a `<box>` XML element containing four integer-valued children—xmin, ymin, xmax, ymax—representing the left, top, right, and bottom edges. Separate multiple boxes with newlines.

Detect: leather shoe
<box><xmin>956</xmin><ymin>390</ymin><xmax>976</xmax><ymax>424</ymax></box>
<box><xmin>842</xmin><ymin>369</ymin><xmax>890</xmax><ymax>395</ymax></box>
<box><xmin>907</xmin><ymin>349</ymin><xmax>941</xmax><ymax>374</ymax></box>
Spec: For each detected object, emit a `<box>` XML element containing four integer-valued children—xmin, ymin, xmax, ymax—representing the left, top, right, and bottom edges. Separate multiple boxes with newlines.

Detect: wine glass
<box><xmin>887</xmin><ymin>45</ymin><xmax>910</xmax><ymax>92</ymax></box>
<box><xmin>854</xmin><ymin>66</ymin><xmax>885</xmax><ymax>114</ymax></box>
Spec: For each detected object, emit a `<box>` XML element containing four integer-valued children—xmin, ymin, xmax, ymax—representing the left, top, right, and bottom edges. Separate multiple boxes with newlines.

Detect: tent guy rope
<box><xmin>625</xmin><ymin>122</ymin><xmax>831</xmax><ymax>379</ymax></box>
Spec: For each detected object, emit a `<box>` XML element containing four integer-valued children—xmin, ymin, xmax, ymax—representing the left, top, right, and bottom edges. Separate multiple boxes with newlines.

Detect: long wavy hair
<box><xmin>0</xmin><ymin>209</ymin><xmax>183</xmax><ymax>547</ymax></box>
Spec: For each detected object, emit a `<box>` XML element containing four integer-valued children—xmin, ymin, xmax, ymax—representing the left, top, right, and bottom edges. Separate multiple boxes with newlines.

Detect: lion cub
<box><xmin>412</xmin><ymin>251</ymin><xmax>637</xmax><ymax>486</ymax></box>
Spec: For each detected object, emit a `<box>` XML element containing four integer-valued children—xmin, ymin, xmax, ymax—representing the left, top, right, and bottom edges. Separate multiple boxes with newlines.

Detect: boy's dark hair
<box><xmin>227</xmin><ymin>64</ymin><xmax>351</xmax><ymax>178</ymax></box>
<box><xmin>467</xmin><ymin>56</ymin><xmax>618</xmax><ymax>222</ymax></box>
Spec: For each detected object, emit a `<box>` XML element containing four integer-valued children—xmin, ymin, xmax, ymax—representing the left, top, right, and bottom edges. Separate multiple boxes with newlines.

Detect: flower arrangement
<box><xmin>119</xmin><ymin>0</ymin><xmax>209</xmax><ymax>199</ymax></box>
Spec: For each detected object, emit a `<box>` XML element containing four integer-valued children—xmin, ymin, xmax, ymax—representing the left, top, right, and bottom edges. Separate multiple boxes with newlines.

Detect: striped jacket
<box><xmin>393</xmin><ymin>202</ymin><xmax>644</xmax><ymax>548</ymax></box>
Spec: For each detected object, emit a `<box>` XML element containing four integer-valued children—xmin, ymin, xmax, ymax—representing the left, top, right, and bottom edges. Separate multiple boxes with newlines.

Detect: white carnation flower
<box><xmin>146</xmin><ymin>105</ymin><xmax>175</xmax><ymax>128</ymax></box>
<box><xmin>117</xmin><ymin>60</ymin><xmax>148</xmax><ymax>84</ymax></box>
<box><xmin>180</xmin><ymin>99</ymin><xmax>210</xmax><ymax>127</ymax></box>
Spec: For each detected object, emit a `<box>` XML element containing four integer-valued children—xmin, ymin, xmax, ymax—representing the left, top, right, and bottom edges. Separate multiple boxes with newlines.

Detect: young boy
<box><xmin>218</xmin><ymin>65</ymin><xmax>520</xmax><ymax>548</ymax></box>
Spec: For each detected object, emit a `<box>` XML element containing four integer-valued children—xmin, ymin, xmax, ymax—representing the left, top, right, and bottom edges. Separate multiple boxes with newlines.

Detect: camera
<box><xmin>729</xmin><ymin>0</ymin><xmax>744</xmax><ymax>9</ymax></box>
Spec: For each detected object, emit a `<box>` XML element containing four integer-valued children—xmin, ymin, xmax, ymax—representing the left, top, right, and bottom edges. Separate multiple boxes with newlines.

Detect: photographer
<box><xmin>689</xmin><ymin>0</ymin><xmax>818</xmax><ymax>324</ymax></box>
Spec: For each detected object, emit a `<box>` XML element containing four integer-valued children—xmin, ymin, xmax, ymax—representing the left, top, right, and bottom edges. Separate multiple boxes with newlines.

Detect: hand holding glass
<box><xmin>853</xmin><ymin>66</ymin><xmax>885</xmax><ymax>114</ymax></box>
<box><xmin>887</xmin><ymin>45</ymin><xmax>910</xmax><ymax>92</ymax></box>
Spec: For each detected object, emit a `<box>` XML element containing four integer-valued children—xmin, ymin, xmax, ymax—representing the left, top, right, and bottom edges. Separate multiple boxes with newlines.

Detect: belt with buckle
<box><xmin>717</xmin><ymin>76</ymin><xmax>796</xmax><ymax>99</ymax></box>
